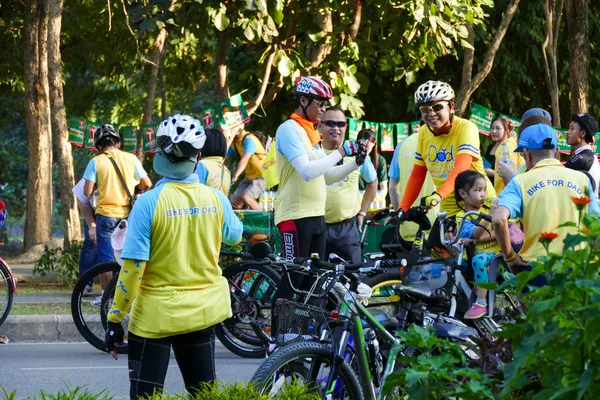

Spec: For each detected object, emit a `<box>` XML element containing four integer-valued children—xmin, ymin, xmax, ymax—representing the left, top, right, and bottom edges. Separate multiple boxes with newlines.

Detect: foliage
<box><xmin>33</xmin><ymin>242</ymin><xmax>82</xmax><ymax>285</ymax></box>
<box><xmin>0</xmin><ymin>380</ymin><xmax>320</xmax><ymax>400</ymax></box>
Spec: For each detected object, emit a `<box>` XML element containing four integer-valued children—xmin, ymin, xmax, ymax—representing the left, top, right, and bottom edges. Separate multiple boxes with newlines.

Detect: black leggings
<box><xmin>127</xmin><ymin>327</ymin><xmax>216</xmax><ymax>399</ymax></box>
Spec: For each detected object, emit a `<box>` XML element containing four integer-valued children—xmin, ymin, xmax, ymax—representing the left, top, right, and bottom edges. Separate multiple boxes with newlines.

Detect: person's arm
<box><xmin>133</xmin><ymin>158</ymin><xmax>152</xmax><ymax>190</ymax></box>
<box><xmin>213</xmin><ymin>189</ymin><xmax>244</xmax><ymax>245</ymax></box>
<box><xmin>377</xmin><ymin>156</ymin><xmax>388</xmax><ymax>198</ymax></box>
<box><xmin>492</xmin><ymin>180</ymin><xmax>527</xmax><ymax>273</ymax></box>
<box><xmin>356</xmin><ymin>158</ymin><xmax>378</xmax><ymax>228</ymax></box>
<box><xmin>232</xmin><ymin>153</ymin><xmax>252</xmax><ymax>181</ymax></box>
<box><xmin>485</xmin><ymin>168</ymin><xmax>495</xmax><ymax>179</ymax></box>
<box><xmin>389</xmin><ymin>178</ymin><xmax>400</xmax><ymax>209</ymax></box>
<box><xmin>587</xmin><ymin>179</ymin><xmax>600</xmax><ymax>216</ymax></box>
<box><xmin>379</xmin><ymin>181</ymin><xmax>388</xmax><ymax>199</ymax></box>
<box><xmin>399</xmin><ymin>164</ymin><xmax>427</xmax><ymax>210</ymax></box>
<box><xmin>388</xmin><ymin>144</ymin><xmax>402</xmax><ymax>209</ymax></box>
<box><xmin>137</xmin><ymin>176</ymin><xmax>152</xmax><ymax>191</ymax></box>
<box><xmin>107</xmin><ymin>259</ymin><xmax>147</xmax><ymax>323</ymax></box>
<box><xmin>322</xmin><ymin>159</ymin><xmax>360</xmax><ymax>184</ymax></box>
<box><xmin>82</xmin><ymin>159</ymin><xmax>97</xmax><ymax>197</ymax></box>
<box><xmin>77</xmin><ymin>199</ymin><xmax>96</xmax><ymax>227</ymax></box>
<box><xmin>436</xmin><ymin>153</ymin><xmax>473</xmax><ymax>198</ymax></box>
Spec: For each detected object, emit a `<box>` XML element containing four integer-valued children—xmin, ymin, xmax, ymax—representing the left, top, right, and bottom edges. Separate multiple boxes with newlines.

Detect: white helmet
<box><xmin>156</xmin><ymin>114</ymin><xmax>206</xmax><ymax>162</ymax></box>
<box><xmin>414</xmin><ymin>80</ymin><xmax>455</xmax><ymax>106</ymax></box>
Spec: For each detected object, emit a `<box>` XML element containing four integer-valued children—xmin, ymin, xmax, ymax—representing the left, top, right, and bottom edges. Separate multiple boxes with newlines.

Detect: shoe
<box><xmin>464</xmin><ymin>303</ymin><xmax>487</xmax><ymax>319</ymax></box>
<box><xmin>85</xmin><ymin>284</ymin><xmax>93</xmax><ymax>293</ymax></box>
<box><xmin>266</xmin><ymin>339</ymin><xmax>277</xmax><ymax>357</ymax></box>
<box><xmin>90</xmin><ymin>293</ymin><xmax>103</xmax><ymax>306</ymax></box>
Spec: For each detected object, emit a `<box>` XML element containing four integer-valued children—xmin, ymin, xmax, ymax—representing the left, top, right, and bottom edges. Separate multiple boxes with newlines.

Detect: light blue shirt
<box><xmin>359</xmin><ymin>157</ymin><xmax>377</xmax><ymax>183</ymax></box>
<box><xmin>226</xmin><ymin>136</ymin><xmax>257</xmax><ymax>157</ymax></box>
<box><xmin>388</xmin><ymin>141</ymin><xmax>407</xmax><ymax>181</ymax></box>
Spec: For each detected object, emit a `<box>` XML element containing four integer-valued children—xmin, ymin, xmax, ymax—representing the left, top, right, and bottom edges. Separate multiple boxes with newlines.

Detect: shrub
<box><xmin>33</xmin><ymin>242</ymin><xmax>82</xmax><ymax>285</ymax></box>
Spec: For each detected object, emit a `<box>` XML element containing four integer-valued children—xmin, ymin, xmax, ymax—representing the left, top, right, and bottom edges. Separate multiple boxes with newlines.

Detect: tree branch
<box><xmin>460</xmin><ymin>23</ymin><xmax>475</xmax><ymax>88</ymax></box>
<box><xmin>455</xmin><ymin>0</ymin><xmax>521</xmax><ymax>116</ymax></box>
<box><xmin>247</xmin><ymin>44</ymin><xmax>278</xmax><ymax>116</ymax></box>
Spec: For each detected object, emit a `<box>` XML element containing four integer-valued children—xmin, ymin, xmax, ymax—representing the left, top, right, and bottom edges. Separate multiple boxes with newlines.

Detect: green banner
<box><xmin>554</xmin><ymin>128</ymin><xmax>570</xmax><ymax>153</ymax></box>
<box><xmin>216</xmin><ymin>93</ymin><xmax>250</xmax><ymax>131</ymax></box>
<box><xmin>380</xmin><ymin>123</ymin><xmax>395</xmax><ymax>152</ymax></box>
<box><xmin>347</xmin><ymin>118</ymin><xmax>359</xmax><ymax>140</ymax></box>
<box><xmin>84</xmin><ymin>122</ymin><xmax>101</xmax><ymax>150</ymax></box>
<box><xmin>410</xmin><ymin>121</ymin><xmax>422</xmax><ymax>135</ymax></box>
<box><xmin>141</xmin><ymin>124</ymin><xmax>157</xmax><ymax>154</ymax></box>
<box><xmin>469</xmin><ymin>103</ymin><xmax>519</xmax><ymax>135</ymax></box>
<box><xmin>200</xmin><ymin>108</ymin><xmax>216</xmax><ymax>128</ymax></box>
<box><xmin>68</xmin><ymin>118</ymin><xmax>85</xmax><ymax>147</ymax></box>
<box><xmin>121</xmin><ymin>126</ymin><xmax>138</xmax><ymax>153</ymax></box>
<box><xmin>395</xmin><ymin>122</ymin><xmax>409</xmax><ymax>143</ymax></box>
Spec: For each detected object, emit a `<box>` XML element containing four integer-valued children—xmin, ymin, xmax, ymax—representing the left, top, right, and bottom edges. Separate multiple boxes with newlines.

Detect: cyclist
<box><xmin>397</xmin><ymin>80</ymin><xmax>495</xmax><ymax>247</ymax></box>
<box><xmin>227</xmin><ymin>127</ymin><xmax>267</xmax><ymax>210</ymax></box>
<box><xmin>321</xmin><ymin>106</ymin><xmax>376</xmax><ymax>263</ymax></box>
<box><xmin>492</xmin><ymin>124</ymin><xmax>600</xmax><ymax>279</ymax></box>
<box><xmin>105</xmin><ymin>114</ymin><xmax>243</xmax><ymax>399</ymax></box>
<box><xmin>196</xmin><ymin>127</ymin><xmax>231</xmax><ymax>195</ymax></box>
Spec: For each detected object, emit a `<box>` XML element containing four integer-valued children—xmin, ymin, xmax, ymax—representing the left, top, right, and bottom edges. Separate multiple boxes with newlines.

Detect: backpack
<box><xmin>239</xmin><ymin>132</ymin><xmax>268</xmax><ymax>155</ymax></box>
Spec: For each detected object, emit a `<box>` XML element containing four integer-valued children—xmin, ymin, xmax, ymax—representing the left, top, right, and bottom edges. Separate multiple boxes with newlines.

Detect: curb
<box><xmin>1</xmin><ymin>315</ymin><xmax>82</xmax><ymax>343</ymax></box>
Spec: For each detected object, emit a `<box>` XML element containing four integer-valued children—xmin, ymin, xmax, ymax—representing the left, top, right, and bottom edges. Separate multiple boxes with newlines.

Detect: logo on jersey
<box><xmin>166</xmin><ymin>206</ymin><xmax>217</xmax><ymax>217</ymax></box>
<box><xmin>428</xmin><ymin>145</ymin><xmax>455</xmax><ymax>163</ymax></box>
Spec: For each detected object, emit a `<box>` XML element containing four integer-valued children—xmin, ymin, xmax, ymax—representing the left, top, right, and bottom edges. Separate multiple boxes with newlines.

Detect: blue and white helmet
<box><xmin>156</xmin><ymin>114</ymin><xmax>206</xmax><ymax>163</ymax></box>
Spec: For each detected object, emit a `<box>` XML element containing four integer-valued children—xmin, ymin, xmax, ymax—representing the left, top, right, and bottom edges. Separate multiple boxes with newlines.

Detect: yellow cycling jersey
<box><xmin>456</xmin><ymin>207</ymin><xmax>502</xmax><ymax>254</ymax></box>
<box><xmin>232</xmin><ymin>133</ymin><xmax>266</xmax><ymax>180</ymax></box>
<box><xmin>493</xmin><ymin>137</ymin><xmax>525</xmax><ymax>195</ymax></box>
<box><xmin>199</xmin><ymin>156</ymin><xmax>231</xmax><ymax>196</ymax></box>
<box><xmin>415</xmin><ymin>116</ymin><xmax>495</xmax><ymax>216</ymax></box>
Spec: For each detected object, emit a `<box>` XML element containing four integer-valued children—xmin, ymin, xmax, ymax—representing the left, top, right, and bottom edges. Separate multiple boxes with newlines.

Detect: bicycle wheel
<box><xmin>0</xmin><ymin>261</ymin><xmax>14</xmax><ymax>327</ymax></box>
<box><xmin>215</xmin><ymin>262</ymin><xmax>280</xmax><ymax>358</ymax></box>
<box><xmin>363</xmin><ymin>272</ymin><xmax>404</xmax><ymax>315</ymax></box>
<box><xmin>251</xmin><ymin>341</ymin><xmax>363</xmax><ymax>399</ymax></box>
<box><xmin>71</xmin><ymin>261</ymin><xmax>128</xmax><ymax>353</ymax></box>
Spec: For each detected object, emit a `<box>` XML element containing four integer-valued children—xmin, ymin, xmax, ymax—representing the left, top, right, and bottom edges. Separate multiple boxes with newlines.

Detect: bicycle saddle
<box><xmin>394</xmin><ymin>285</ymin><xmax>432</xmax><ymax>298</ymax></box>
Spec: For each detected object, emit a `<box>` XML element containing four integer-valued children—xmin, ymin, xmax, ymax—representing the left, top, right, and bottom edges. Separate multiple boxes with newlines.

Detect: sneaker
<box><xmin>464</xmin><ymin>303</ymin><xmax>487</xmax><ymax>319</ymax></box>
<box><xmin>90</xmin><ymin>294</ymin><xmax>103</xmax><ymax>306</ymax></box>
<box><xmin>85</xmin><ymin>284</ymin><xmax>93</xmax><ymax>293</ymax></box>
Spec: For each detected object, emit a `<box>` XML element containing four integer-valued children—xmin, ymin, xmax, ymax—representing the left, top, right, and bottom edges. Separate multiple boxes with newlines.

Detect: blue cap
<box><xmin>520</xmin><ymin>108</ymin><xmax>552</xmax><ymax>124</ymax></box>
<box><xmin>514</xmin><ymin>124</ymin><xmax>558</xmax><ymax>152</ymax></box>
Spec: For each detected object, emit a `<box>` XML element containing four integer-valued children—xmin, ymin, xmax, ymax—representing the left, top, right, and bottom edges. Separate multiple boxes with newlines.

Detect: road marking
<box><xmin>21</xmin><ymin>365</ymin><xmax>180</xmax><ymax>371</ymax></box>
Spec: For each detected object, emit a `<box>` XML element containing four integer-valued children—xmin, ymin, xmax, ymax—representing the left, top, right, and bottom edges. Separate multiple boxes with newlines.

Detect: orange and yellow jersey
<box><xmin>415</xmin><ymin>116</ymin><xmax>495</xmax><ymax>216</ymax></box>
<box><xmin>107</xmin><ymin>174</ymin><xmax>243</xmax><ymax>338</ymax></box>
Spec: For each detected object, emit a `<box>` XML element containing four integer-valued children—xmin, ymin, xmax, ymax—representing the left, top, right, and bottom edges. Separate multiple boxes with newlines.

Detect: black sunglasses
<box><xmin>322</xmin><ymin>120</ymin><xmax>348</xmax><ymax>128</ymax></box>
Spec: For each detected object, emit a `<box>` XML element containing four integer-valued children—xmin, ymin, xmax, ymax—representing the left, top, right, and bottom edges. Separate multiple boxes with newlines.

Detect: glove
<box><xmin>105</xmin><ymin>321</ymin><xmax>125</xmax><ymax>354</ymax></box>
<box><xmin>355</xmin><ymin>151</ymin><xmax>367</xmax><ymax>166</ymax></box>
<box><xmin>342</xmin><ymin>141</ymin><xmax>364</xmax><ymax>157</ymax></box>
<box><xmin>357</xmin><ymin>283</ymin><xmax>373</xmax><ymax>305</ymax></box>
<box><xmin>421</xmin><ymin>192</ymin><xmax>441</xmax><ymax>207</ymax></box>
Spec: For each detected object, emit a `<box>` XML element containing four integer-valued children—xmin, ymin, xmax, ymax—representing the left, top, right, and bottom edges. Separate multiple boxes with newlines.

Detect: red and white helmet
<box><xmin>292</xmin><ymin>76</ymin><xmax>333</xmax><ymax>100</ymax></box>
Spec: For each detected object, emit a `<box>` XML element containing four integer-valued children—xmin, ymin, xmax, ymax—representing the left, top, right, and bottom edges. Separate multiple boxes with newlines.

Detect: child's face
<box><xmin>460</xmin><ymin>177</ymin><xmax>487</xmax><ymax>209</ymax></box>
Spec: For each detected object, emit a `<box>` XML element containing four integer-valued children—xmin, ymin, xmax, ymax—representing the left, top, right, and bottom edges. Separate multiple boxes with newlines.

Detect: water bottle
<box><xmin>259</xmin><ymin>192</ymin><xmax>267</xmax><ymax>211</ymax></box>
<box><xmin>500</xmin><ymin>142</ymin><xmax>510</xmax><ymax>164</ymax></box>
<box><xmin>267</xmin><ymin>191</ymin><xmax>274</xmax><ymax>211</ymax></box>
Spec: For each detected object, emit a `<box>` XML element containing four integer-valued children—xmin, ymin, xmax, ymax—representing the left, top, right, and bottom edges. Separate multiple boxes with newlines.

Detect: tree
<box><xmin>455</xmin><ymin>0</ymin><xmax>522</xmax><ymax>116</ymax></box>
<box><xmin>48</xmin><ymin>0</ymin><xmax>80</xmax><ymax>248</ymax></box>
<box><xmin>565</xmin><ymin>0</ymin><xmax>590</xmax><ymax>114</ymax></box>
<box><xmin>23</xmin><ymin>0</ymin><xmax>53</xmax><ymax>251</ymax></box>
<box><xmin>541</xmin><ymin>0</ymin><xmax>564</xmax><ymax>127</ymax></box>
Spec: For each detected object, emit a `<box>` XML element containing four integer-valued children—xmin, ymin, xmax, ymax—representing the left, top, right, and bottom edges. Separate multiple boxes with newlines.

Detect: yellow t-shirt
<box><xmin>200</xmin><ymin>156</ymin><xmax>231</xmax><ymax>196</ymax></box>
<box><xmin>415</xmin><ymin>116</ymin><xmax>496</xmax><ymax>216</ymax></box>
<box><xmin>455</xmin><ymin>207</ymin><xmax>502</xmax><ymax>254</ymax></box>
<box><xmin>82</xmin><ymin>148</ymin><xmax>146</xmax><ymax>218</ymax></box>
<box><xmin>493</xmin><ymin>137</ymin><xmax>525</xmax><ymax>195</ymax></box>
<box><xmin>274</xmin><ymin>120</ymin><xmax>326</xmax><ymax>225</ymax></box>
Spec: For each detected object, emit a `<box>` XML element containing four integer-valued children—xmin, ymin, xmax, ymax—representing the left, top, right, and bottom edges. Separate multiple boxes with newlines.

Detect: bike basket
<box><xmin>273</xmin><ymin>299</ymin><xmax>329</xmax><ymax>346</ymax></box>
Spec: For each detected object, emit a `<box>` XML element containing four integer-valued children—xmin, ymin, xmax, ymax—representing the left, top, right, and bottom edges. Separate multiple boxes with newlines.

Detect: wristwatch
<box><xmin>358</xmin><ymin>211</ymin><xmax>367</xmax><ymax>217</ymax></box>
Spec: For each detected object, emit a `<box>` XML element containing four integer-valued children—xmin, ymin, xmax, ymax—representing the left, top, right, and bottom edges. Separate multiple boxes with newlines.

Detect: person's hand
<box><xmin>508</xmin><ymin>254</ymin><xmax>528</xmax><ymax>274</ymax></box>
<box><xmin>384</xmin><ymin>209</ymin><xmax>404</xmax><ymax>226</ymax></box>
<box><xmin>357</xmin><ymin>212</ymin><xmax>365</xmax><ymax>232</ymax></box>
<box><xmin>231</xmin><ymin>175</ymin><xmax>238</xmax><ymax>184</ymax></box>
<box><xmin>497</xmin><ymin>160</ymin><xmax>517</xmax><ymax>181</ymax></box>
<box><xmin>88</xmin><ymin>223</ymin><xmax>97</xmax><ymax>245</ymax></box>
<box><xmin>421</xmin><ymin>192</ymin><xmax>441</xmax><ymax>208</ymax></box>
<box><xmin>458</xmin><ymin>238</ymin><xmax>476</xmax><ymax>247</ymax></box>
<box><xmin>490</xmin><ymin>197</ymin><xmax>500</xmax><ymax>212</ymax></box>
<box><xmin>342</xmin><ymin>140</ymin><xmax>364</xmax><ymax>157</ymax></box>
<box><xmin>105</xmin><ymin>321</ymin><xmax>124</xmax><ymax>360</ymax></box>
<box><xmin>485</xmin><ymin>168</ymin><xmax>495</xmax><ymax>178</ymax></box>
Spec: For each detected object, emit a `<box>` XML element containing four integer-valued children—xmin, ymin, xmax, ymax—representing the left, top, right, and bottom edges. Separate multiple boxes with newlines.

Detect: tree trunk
<box><xmin>23</xmin><ymin>0</ymin><xmax>53</xmax><ymax>251</ymax></box>
<box><xmin>137</xmin><ymin>0</ymin><xmax>177</xmax><ymax>160</ymax></box>
<box><xmin>455</xmin><ymin>0</ymin><xmax>521</xmax><ymax>116</ymax></box>
<box><xmin>309</xmin><ymin>10</ymin><xmax>333</xmax><ymax>67</ymax></box>
<box><xmin>541</xmin><ymin>0</ymin><xmax>564</xmax><ymax>126</ymax></box>
<box><xmin>48</xmin><ymin>0</ymin><xmax>80</xmax><ymax>248</ymax></box>
<box><xmin>159</xmin><ymin>61</ymin><xmax>167</xmax><ymax>120</ymax></box>
<box><xmin>565</xmin><ymin>0</ymin><xmax>589</xmax><ymax>114</ymax></box>
<box><xmin>460</xmin><ymin>24</ymin><xmax>475</xmax><ymax>88</ymax></box>
<box><xmin>215</xmin><ymin>28</ymin><xmax>230</xmax><ymax>99</ymax></box>
<box><xmin>348</xmin><ymin>0</ymin><xmax>362</xmax><ymax>38</ymax></box>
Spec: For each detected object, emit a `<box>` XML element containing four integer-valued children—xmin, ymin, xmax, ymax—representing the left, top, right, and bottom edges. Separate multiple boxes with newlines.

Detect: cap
<box><xmin>153</xmin><ymin>148</ymin><xmax>197</xmax><ymax>179</ymax></box>
<box><xmin>520</xmin><ymin>108</ymin><xmax>552</xmax><ymax>124</ymax></box>
<box><xmin>571</xmin><ymin>113</ymin><xmax>598</xmax><ymax>143</ymax></box>
<box><xmin>514</xmin><ymin>123</ymin><xmax>558</xmax><ymax>152</ymax></box>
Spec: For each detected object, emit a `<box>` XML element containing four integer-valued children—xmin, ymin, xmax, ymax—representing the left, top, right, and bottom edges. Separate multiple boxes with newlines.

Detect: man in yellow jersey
<box><xmin>227</xmin><ymin>127</ymin><xmax>267</xmax><ymax>210</ymax></box>
<box><xmin>83</xmin><ymin>124</ymin><xmax>152</xmax><ymax>304</ymax></box>
<box><xmin>493</xmin><ymin>124</ymin><xmax>599</xmax><ymax>285</ymax></box>
<box><xmin>389</xmin><ymin>130</ymin><xmax>438</xmax><ymax>242</ymax></box>
<box><xmin>321</xmin><ymin>106</ymin><xmax>377</xmax><ymax>263</ymax></box>
<box><xmin>398</xmin><ymin>80</ymin><xmax>495</xmax><ymax>247</ymax></box>
<box><xmin>105</xmin><ymin>115</ymin><xmax>243</xmax><ymax>399</ymax></box>
<box><xmin>197</xmin><ymin>128</ymin><xmax>231</xmax><ymax>195</ymax></box>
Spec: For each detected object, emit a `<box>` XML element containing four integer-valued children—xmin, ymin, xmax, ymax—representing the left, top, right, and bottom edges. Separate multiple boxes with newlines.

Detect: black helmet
<box><xmin>93</xmin><ymin>124</ymin><xmax>120</xmax><ymax>148</ymax></box>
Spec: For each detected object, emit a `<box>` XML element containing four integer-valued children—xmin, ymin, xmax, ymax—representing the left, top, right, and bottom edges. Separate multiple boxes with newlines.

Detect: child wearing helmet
<box><xmin>106</xmin><ymin>114</ymin><xmax>243</xmax><ymax>399</ymax></box>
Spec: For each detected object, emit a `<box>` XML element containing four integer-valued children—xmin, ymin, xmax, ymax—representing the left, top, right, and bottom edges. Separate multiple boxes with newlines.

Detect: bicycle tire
<box><xmin>0</xmin><ymin>261</ymin><xmax>14</xmax><ymax>327</ymax></box>
<box><xmin>251</xmin><ymin>341</ymin><xmax>363</xmax><ymax>400</ymax></box>
<box><xmin>215</xmin><ymin>262</ymin><xmax>280</xmax><ymax>358</ymax></box>
<box><xmin>71</xmin><ymin>261</ymin><xmax>127</xmax><ymax>353</ymax></box>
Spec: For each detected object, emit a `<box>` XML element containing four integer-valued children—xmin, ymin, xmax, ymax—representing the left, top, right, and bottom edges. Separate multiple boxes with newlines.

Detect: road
<box><xmin>0</xmin><ymin>342</ymin><xmax>264</xmax><ymax>399</ymax></box>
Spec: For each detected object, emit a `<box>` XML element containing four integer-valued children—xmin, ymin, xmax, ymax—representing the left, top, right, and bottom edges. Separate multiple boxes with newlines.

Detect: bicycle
<box><xmin>0</xmin><ymin>256</ymin><xmax>17</xmax><ymax>327</ymax></box>
<box><xmin>251</xmin><ymin>255</ymin><xmax>479</xmax><ymax>399</ymax></box>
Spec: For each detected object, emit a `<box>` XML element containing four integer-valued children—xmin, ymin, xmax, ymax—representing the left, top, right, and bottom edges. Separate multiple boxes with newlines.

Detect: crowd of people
<box><xmin>23</xmin><ymin>75</ymin><xmax>595</xmax><ymax>398</ymax></box>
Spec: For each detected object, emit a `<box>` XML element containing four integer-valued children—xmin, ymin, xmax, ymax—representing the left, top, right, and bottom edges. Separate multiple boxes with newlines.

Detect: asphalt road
<box><xmin>0</xmin><ymin>342</ymin><xmax>264</xmax><ymax>399</ymax></box>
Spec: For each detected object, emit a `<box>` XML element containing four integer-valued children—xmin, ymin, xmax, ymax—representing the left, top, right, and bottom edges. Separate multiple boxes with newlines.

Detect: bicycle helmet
<box><xmin>292</xmin><ymin>76</ymin><xmax>333</xmax><ymax>100</ymax></box>
<box><xmin>414</xmin><ymin>80</ymin><xmax>455</xmax><ymax>106</ymax></box>
<box><xmin>153</xmin><ymin>114</ymin><xmax>207</xmax><ymax>179</ymax></box>
<box><xmin>93</xmin><ymin>124</ymin><xmax>120</xmax><ymax>148</ymax></box>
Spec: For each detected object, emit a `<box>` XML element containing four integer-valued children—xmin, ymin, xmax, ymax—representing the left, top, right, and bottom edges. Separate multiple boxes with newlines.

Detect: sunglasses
<box><xmin>322</xmin><ymin>120</ymin><xmax>348</xmax><ymax>128</ymax></box>
<box><xmin>419</xmin><ymin>103</ymin><xmax>447</xmax><ymax>114</ymax></box>
<box><xmin>312</xmin><ymin>99</ymin><xmax>329</xmax><ymax>109</ymax></box>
